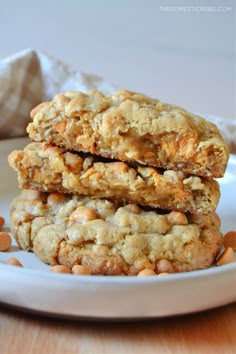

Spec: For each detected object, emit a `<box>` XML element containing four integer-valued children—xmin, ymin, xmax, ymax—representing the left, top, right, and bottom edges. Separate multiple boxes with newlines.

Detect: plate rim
<box><xmin>0</xmin><ymin>135</ymin><xmax>236</xmax><ymax>319</ymax></box>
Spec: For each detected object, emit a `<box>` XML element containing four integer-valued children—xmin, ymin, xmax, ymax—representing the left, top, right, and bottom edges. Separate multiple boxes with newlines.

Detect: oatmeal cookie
<box><xmin>8</xmin><ymin>142</ymin><xmax>220</xmax><ymax>213</ymax></box>
<box><xmin>10</xmin><ymin>189</ymin><xmax>222</xmax><ymax>275</ymax></box>
<box><xmin>27</xmin><ymin>90</ymin><xmax>229</xmax><ymax>177</ymax></box>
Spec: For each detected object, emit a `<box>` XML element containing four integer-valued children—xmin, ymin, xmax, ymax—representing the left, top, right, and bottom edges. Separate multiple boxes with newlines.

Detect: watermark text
<box><xmin>160</xmin><ymin>6</ymin><xmax>232</xmax><ymax>13</ymax></box>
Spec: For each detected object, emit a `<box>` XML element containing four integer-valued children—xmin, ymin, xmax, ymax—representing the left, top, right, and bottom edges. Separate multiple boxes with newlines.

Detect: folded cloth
<box><xmin>0</xmin><ymin>49</ymin><xmax>114</xmax><ymax>139</ymax></box>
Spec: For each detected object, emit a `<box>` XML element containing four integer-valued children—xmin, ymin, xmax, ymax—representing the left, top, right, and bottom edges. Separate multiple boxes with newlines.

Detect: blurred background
<box><xmin>0</xmin><ymin>0</ymin><xmax>235</xmax><ymax>120</ymax></box>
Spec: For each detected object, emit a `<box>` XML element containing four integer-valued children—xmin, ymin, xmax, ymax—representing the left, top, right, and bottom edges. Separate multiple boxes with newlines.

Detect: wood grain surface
<box><xmin>0</xmin><ymin>302</ymin><xmax>235</xmax><ymax>354</ymax></box>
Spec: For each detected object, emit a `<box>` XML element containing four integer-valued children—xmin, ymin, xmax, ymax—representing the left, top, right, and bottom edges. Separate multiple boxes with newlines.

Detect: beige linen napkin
<box><xmin>0</xmin><ymin>49</ymin><xmax>115</xmax><ymax>139</ymax></box>
<box><xmin>0</xmin><ymin>49</ymin><xmax>235</xmax><ymax>153</ymax></box>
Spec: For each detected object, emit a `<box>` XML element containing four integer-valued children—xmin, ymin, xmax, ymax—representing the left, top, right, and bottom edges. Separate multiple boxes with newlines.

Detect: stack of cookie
<box><xmin>8</xmin><ymin>90</ymin><xmax>229</xmax><ymax>275</ymax></box>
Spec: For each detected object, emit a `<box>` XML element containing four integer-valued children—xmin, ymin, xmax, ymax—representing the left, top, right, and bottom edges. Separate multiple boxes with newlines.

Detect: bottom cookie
<box><xmin>10</xmin><ymin>190</ymin><xmax>222</xmax><ymax>275</ymax></box>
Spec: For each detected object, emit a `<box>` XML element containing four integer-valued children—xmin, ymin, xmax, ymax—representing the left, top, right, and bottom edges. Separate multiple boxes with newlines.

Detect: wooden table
<box><xmin>0</xmin><ymin>302</ymin><xmax>235</xmax><ymax>354</ymax></box>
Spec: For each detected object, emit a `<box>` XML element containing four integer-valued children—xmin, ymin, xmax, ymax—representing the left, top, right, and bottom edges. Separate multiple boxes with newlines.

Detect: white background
<box><xmin>0</xmin><ymin>0</ymin><xmax>235</xmax><ymax>120</ymax></box>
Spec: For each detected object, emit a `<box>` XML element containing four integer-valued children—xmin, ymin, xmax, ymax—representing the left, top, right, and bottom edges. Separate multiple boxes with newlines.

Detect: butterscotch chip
<box><xmin>8</xmin><ymin>141</ymin><xmax>220</xmax><ymax>214</ymax></box>
<box><xmin>216</xmin><ymin>247</ymin><xmax>235</xmax><ymax>266</ymax></box>
<box><xmin>0</xmin><ymin>232</ymin><xmax>12</xmax><ymax>251</ymax></box>
<box><xmin>137</xmin><ymin>269</ymin><xmax>156</xmax><ymax>276</ymax></box>
<box><xmin>123</xmin><ymin>204</ymin><xmax>141</xmax><ymax>215</ymax></box>
<box><xmin>26</xmin><ymin>90</ymin><xmax>229</xmax><ymax>178</ymax></box>
<box><xmin>69</xmin><ymin>208</ymin><xmax>97</xmax><ymax>225</ymax></box>
<box><xmin>0</xmin><ymin>216</ymin><xmax>5</xmax><ymax>228</ymax></box>
<box><xmin>7</xmin><ymin>257</ymin><xmax>23</xmax><ymax>267</ymax></box>
<box><xmin>156</xmin><ymin>259</ymin><xmax>174</xmax><ymax>273</ymax></box>
<box><xmin>223</xmin><ymin>231</ymin><xmax>236</xmax><ymax>250</ymax></box>
<box><xmin>167</xmin><ymin>211</ymin><xmax>188</xmax><ymax>226</ymax></box>
<box><xmin>10</xmin><ymin>190</ymin><xmax>223</xmax><ymax>275</ymax></box>
<box><xmin>72</xmin><ymin>265</ymin><xmax>91</xmax><ymax>275</ymax></box>
<box><xmin>50</xmin><ymin>265</ymin><xmax>71</xmax><ymax>274</ymax></box>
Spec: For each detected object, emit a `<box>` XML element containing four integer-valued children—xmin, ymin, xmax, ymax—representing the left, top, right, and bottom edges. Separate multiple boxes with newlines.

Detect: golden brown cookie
<box><xmin>8</xmin><ymin>142</ymin><xmax>220</xmax><ymax>214</ymax></box>
<box><xmin>27</xmin><ymin>90</ymin><xmax>229</xmax><ymax>177</ymax></box>
<box><xmin>10</xmin><ymin>189</ymin><xmax>222</xmax><ymax>275</ymax></box>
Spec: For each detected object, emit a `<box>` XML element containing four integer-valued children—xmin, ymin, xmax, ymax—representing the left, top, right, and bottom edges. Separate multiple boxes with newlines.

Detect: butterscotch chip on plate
<box><xmin>10</xmin><ymin>190</ymin><xmax>222</xmax><ymax>275</ymax></box>
<box><xmin>27</xmin><ymin>90</ymin><xmax>229</xmax><ymax>177</ymax></box>
<box><xmin>8</xmin><ymin>141</ymin><xmax>220</xmax><ymax>214</ymax></box>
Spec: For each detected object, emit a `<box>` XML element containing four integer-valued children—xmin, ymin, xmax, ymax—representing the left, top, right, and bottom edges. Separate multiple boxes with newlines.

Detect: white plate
<box><xmin>0</xmin><ymin>137</ymin><xmax>235</xmax><ymax>319</ymax></box>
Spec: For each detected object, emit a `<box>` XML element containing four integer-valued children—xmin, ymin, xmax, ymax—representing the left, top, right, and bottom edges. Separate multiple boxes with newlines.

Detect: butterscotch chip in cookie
<box><xmin>137</xmin><ymin>269</ymin><xmax>156</xmax><ymax>276</ymax></box>
<box><xmin>72</xmin><ymin>264</ymin><xmax>91</xmax><ymax>275</ymax></box>
<box><xmin>10</xmin><ymin>190</ymin><xmax>223</xmax><ymax>275</ymax></box>
<box><xmin>156</xmin><ymin>259</ymin><xmax>174</xmax><ymax>273</ymax></box>
<box><xmin>27</xmin><ymin>90</ymin><xmax>229</xmax><ymax>177</ymax></box>
<box><xmin>8</xmin><ymin>142</ymin><xmax>220</xmax><ymax>214</ymax></box>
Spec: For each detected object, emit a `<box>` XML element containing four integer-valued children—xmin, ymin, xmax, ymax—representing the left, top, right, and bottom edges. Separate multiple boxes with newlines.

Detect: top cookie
<box><xmin>27</xmin><ymin>90</ymin><xmax>229</xmax><ymax>177</ymax></box>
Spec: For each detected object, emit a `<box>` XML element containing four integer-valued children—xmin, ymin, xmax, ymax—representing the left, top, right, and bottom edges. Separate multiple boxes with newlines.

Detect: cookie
<box><xmin>27</xmin><ymin>89</ymin><xmax>229</xmax><ymax>177</ymax></box>
<box><xmin>8</xmin><ymin>142</ymin><xmax>220</xmax><ymax>213</ymax></box>
<box><xmin>10</xmin><ymin>189</ymin><xmax>222</xmax><ymax>275</ymax></box>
